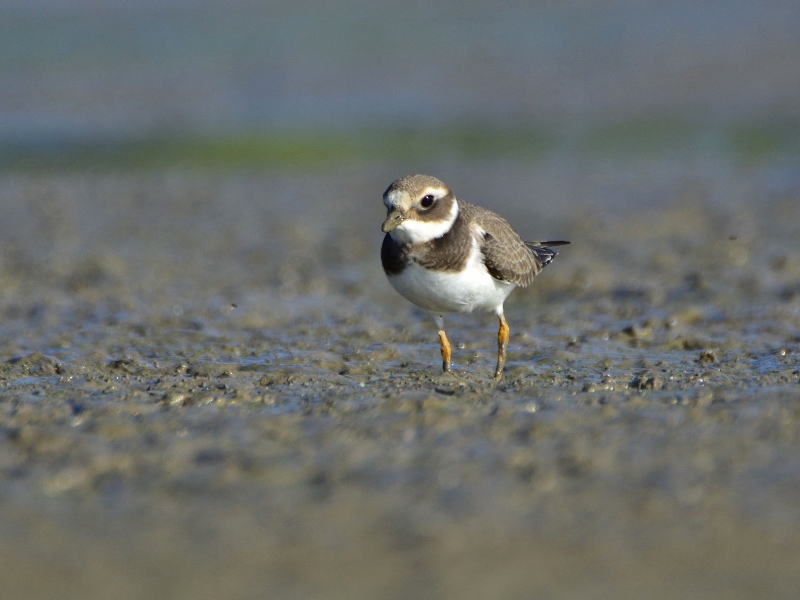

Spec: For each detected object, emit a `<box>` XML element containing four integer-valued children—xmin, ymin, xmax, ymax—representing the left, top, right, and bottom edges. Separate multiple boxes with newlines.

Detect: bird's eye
<box><xmin>420</xmin><ymin>195</ymin><xmax>435</xmax><ymax>209</ymax></box>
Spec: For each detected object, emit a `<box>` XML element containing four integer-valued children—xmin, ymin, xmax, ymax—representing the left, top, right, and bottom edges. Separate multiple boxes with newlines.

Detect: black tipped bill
<box><xmin>382</xmin><ymin>209</ymin><xmax>404</xmax><ymax>233</ymax></box>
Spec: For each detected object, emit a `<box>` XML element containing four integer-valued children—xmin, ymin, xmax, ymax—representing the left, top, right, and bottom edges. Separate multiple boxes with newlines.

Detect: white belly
<box><xmin>387</xmin><ymin>244</ymin><xmax>515</xmax><ymax>315</ymax></box>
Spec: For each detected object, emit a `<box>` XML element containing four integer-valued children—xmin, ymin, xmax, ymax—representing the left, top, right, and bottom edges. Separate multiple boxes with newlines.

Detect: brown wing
<box><xmin>459</xmin><ymin>202</ymin><xmax>568</xmax><ymax>287</ymax></box>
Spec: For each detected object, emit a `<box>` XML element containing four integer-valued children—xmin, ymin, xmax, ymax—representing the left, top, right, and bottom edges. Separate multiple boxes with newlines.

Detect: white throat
<box><xmin>390</xmin><ymin>200</ymin><xmax>459</xmax><ymax>245</ymax></box>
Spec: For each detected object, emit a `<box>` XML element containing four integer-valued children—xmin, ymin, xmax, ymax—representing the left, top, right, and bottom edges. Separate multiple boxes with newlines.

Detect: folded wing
<box><xmin>461</xmin><ymin>201</ymin><xmax>570</xmax><ymax>287</ymax></box>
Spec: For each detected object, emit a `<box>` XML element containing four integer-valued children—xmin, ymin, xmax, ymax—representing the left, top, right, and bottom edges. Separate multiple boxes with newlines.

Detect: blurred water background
<box><xmin>2</xmin><ymin>0</ymin><xmax>799</xmax><ymax>170</ymax></box>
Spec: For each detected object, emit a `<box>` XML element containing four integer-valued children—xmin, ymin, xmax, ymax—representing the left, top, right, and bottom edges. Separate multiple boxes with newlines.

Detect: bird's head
<box><xmin>381</xmin><ymin>174</ymin><xmax>459</xmax><ymax>244</ymax></box>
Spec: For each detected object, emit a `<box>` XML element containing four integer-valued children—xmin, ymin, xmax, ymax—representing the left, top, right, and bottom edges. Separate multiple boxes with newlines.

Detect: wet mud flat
<box><xmin>1</xmin><ymin>164</ymin><xmax>800</xmax><ymax>599</ymax></box>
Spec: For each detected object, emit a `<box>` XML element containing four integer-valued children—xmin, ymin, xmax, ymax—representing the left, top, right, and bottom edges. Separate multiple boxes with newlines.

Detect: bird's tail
<box><xmin>524</xmin><ymin>240</ymin><xmax>570</xmax><ymax>268</ymax></box>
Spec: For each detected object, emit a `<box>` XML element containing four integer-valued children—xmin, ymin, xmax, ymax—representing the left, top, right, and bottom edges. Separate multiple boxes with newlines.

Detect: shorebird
<box><xmin>380</xmin><ymin>174</ymin><xmax>568</xmax><ymax>379</ymax></box>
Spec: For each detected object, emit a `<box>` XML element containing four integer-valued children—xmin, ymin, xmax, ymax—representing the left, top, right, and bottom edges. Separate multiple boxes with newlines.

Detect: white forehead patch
<box><xmin>390</xmin><ymin>199</ymin><xmax>459</xmax><ymax>244</ymax></box>
<box><xmin>383</xmin><ymin>190</ymin><xmax>401</xmax><ymax>209</ymax></box>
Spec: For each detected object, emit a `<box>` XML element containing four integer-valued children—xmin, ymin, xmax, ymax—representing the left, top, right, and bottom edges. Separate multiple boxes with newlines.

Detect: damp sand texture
<box><xmin>1</xmin><ymin>165</ymin><xmax>800</xmax><ymax>600</ymax></box>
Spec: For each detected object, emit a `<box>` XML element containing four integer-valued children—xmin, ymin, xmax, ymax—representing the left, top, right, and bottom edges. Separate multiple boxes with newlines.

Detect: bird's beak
<box><xmin>382</xmin><ymin>209</ymin><xmax>405</xmax><ymax>233</ymax></box>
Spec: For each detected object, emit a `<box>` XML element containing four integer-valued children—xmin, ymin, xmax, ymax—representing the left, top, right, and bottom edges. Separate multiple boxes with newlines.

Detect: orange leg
<box><xmin>494</xmin><ymin>314</ymin><xmax>509</xmax><ymax>380</ymax></box>
<box><xmin>438</xmin><ymin>329</ymin><xmax>452</xmax><ymax>373</ymax></box>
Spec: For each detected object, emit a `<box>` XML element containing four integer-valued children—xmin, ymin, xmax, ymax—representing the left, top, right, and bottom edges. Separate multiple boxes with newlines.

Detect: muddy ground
<box><xmin>1</xmin><ymin>161</ymin><xmax>799</xmax><ymax>599</ymax></box>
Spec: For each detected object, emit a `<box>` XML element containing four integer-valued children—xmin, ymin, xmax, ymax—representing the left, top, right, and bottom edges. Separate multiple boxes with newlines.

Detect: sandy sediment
<box><xmin>0</xmin><ymin>165</ymin><xmax>799</xmax><ymax>599</ymax></box>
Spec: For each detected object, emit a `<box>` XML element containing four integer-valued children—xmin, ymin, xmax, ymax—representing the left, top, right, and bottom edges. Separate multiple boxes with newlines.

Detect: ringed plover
<box><xmin>380</xmin><ymin>174</ymin><xmax>569</xmax><ymax>379</ymax></box>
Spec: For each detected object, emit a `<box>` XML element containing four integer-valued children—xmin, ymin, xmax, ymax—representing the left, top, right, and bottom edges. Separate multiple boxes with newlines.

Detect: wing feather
<box><xmin>459</xmin><ymin>202</ymin><xmax>568</xmax><ymax>287</ymax></box>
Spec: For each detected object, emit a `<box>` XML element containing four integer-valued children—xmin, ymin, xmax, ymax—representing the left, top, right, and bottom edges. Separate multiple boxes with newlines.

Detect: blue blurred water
<box><xmin>1</xmin><ymin>0</ymin><xmax>798</xmax><ymax>145</ymax></box>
